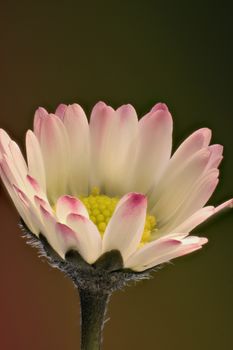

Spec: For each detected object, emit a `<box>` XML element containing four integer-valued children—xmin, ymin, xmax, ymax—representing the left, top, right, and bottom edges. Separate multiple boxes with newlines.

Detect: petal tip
<box><xmin>56</xmin><ymin>222</ymin><xmax>73</xmax><ymax>235</ymax></box>
<box><xmin>226</xmin><ymin>198</ymin><xmax>233</xmax><ymax>209</ymax></box>
<box><xmin>26</xmin><ymin>175</ymin><xmax>40</xmax><ymax>191</ymax></box>
<box><xmin>40</xmin><ymin>204</ymin><xmax>51</xmax><ymax>218</ymax></box>
<box><xmin>127</xmin><ymin>193</ymin><xmax>147</xmax><ymax>209</ymax></box>
<box><xmin>200</xmin><ymin>237</ymin><xmax>208</xmax><ymax>245</ymax></box>
<box><xmin>94</xmin><ymin>101</ymin><xmax>107</xmax><ymax>109</ymax></box>
<box><xmin>117</xmin><ymin>103</ymin><xmax>135</xmax><ymax>113</ymax></box>
<box><xmin>201</xmin><ymin>127</ymin><xmax>212</xmax><ymax>138</ymax></box>
<box><xmin>68</xmin><ymin>212</ymin><xmax>87</xmax><ymax>223</ymax></box>
<box><xmin>151</xmin><ymin>102</ymin><xmax>169</xmax><ymax>113</ymax></box>
<box><xmin>55</xmin><ymin>103</ymin><xmax>68</xmax><ymax>119</ymax></box>
<box><xmin>36</xmin><ymin>107</ymin><xmax>48</xmax><ymax>117</ymax></box>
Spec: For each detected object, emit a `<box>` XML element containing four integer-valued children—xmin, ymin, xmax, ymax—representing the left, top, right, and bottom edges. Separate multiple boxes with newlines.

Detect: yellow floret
<box><xmin>80</xmin><ymin>187</ymin><xmax>157</xmax><ymax>243</ymax></box>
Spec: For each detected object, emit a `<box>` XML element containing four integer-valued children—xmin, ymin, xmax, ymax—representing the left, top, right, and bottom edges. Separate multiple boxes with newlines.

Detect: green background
<box><xmin>0</xmin><ymin>1</ymin><xmax>232</xmax><ymax>349</ymax></box>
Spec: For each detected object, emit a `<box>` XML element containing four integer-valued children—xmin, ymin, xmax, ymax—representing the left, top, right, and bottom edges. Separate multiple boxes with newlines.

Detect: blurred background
<box><xmin>0</xmin><ymin>1</ymin><xmax>233</xmax><ymax>349</ymax></box>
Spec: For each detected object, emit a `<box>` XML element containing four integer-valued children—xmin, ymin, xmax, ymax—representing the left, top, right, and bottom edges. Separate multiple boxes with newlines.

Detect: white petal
<box><xmin>56</xmin><ymin>195</ymin><xmax>89</xmax><ymax>222</ymax></box>
<box><xmin>9</xmin><ymin>141</ymin><xmax>28</xmax><ymax>175</ymax></box>
<box><xmin>12</xmin><ymin>185</ymin><xmax>40</xmax><ymax>234</ymax></box>
<box><xmin>1</xmin><ymin>140</ymin><xmax>29</xmax><ymax>190</ymax></box>
<box><xmin>126</xmin><ymin>103</ymin><xmax>173</xmax><ymax>194</ymax></box>
<box><xmin>0</xmin><ymin>133</ymin><xmax>35</xmax><ymax>196</ymax></box>
<box><xmin>33</xmin><ymin>107</ymin><xmax>48</xmax><ymax>134</ymax></box>
<box><xmin>0</xmin><ymin>129</ymin><xmax>11</xmax><ymax>154</ymax></box>
<box><xmin>89</xmin><ymin>101</ymin><xmax>116</xmax><ymax>191</ymax></box>
<box><xmin>0</xmin><ymin>154</ymin><xmax>25</xmax><ymax>189</ymax></box>
<box><xmin>103</xmin><ymin>104</ymin><xmax>138</xmax><ymax>196</ymax></box>
<box><xmin>66</xmin><ymin>213</ymin><xmax>102</xmax><ymax>263</ymax></box>
<box><xmin>102</xmin><ymin>193</ymin><xmax>147</xmax><ymax>261</ymax></box>
<box><xmin>2</xmin><ymin>145</ymin><xmax>43</xmax><ymax>202</ymax></box>
<box><xmin>0</xmin><ymin>162</ymin><xmax>38</xmax><ymax>234</ymax></box>
<box><xmin>34</xmin><ymin>113</ymin><xmax>70</xmax><ymax>203</ymax></box>
<box><xmin>167</xmin><ymin>128</ymin><xmax>211</xmax><ymax>170</ymax></box>
<box><xmin>160</xmin><ymin>170</ymin><xmax>219</xmax><ymax>233</ymax></box>
<box><xmin>39</xmin><ymin>205</ymin><xmax>65</xmax><ymax>257</ymax></box>
<box><xmin>167</xmin><ymin>198</ymin><xmax>233</xmax><ymax>235</ymax></box>
<box><xmin>168</xmin><ymin>206</ymin><xmax>215</xmax><ymax>234</ymax></box>
<box><xmin>1</xmin><ymin>152</ymin><xmax>40</xmax><ymax>203</ymax></box>
<box><xmin>152</xmin><ymin>148</ymin><xmax>211</xmax><ymax>224</ymax></box>
<box><xmin>205</xmin><ymin>144</ymin><xmax>223</xmax><ymax>171</ymax></box>
<box><xmin>150</xmin><ymin>128</ymin><xmax>212</xmax><ymax>204</ymax></box>
<box><xmin>63</xmin><ymin>104</ymin><xmax>90</xmax><ymax>196</ymax></box>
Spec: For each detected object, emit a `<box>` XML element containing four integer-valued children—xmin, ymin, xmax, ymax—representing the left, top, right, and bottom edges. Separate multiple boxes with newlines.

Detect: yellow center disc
<box><xmin>80</xmin><ymin>187</ymin><xmax>156</xmax><ymax>244</ymax></box>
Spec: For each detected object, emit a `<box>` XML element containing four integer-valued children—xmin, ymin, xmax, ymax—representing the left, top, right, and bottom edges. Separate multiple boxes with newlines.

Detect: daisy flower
<box><xmin>0</xmin><ymin>101</ymin><xmax>232</xmax><ymax>349</ymax></box>
<box><xmin>0</xmin><ymin>102</ymin><xmax>232</xmax><ymax>272</ymax></box>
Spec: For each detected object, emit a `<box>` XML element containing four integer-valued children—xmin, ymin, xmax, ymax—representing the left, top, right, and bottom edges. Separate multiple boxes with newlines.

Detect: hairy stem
<box><xmin>79</xmin><ymin>288</ymin><xmax>111</xmax><ymax>350</ymax></box>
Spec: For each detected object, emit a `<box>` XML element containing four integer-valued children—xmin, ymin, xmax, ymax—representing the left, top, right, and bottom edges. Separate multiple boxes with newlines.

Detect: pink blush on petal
<box><xmin>121</xmin><ymin>193</ymin><xmax>147</xmax><ymax>217</ymax></box>
<box><xmin>27</xmin><ymin>175</ymin><xmax>40</xmax><ymax>192</ymax></box>
<box><xmin>151</xmin><ymin>102</ymin><xmax>169</xmax><ymax>112</ymax></box>
<box><xmin>55</xmin><ymin>104</ymin><xmax>68</xmax><ymax>120</ymax></box>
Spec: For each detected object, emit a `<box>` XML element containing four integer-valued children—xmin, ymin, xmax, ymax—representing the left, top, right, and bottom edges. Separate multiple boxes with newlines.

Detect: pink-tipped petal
<box><xmin>214</xmin><ymin>198</ymin><xmax>233</xmax><ymax>213</ymax></box>
<box><xmin>13</xmin><ymin>185</ymin><xmax>30</xmax><ymax>206</ymax></box>
<box><xmin>40</xmin><ymin>205</ymin><xmax>55</xmax><ymax>228</ymax></box>
<box><xmin>56</xmin><ymin>195</ymin><xmax>89</xmax><ymax>222</ymax></box>
<box><xmin>55</xmin><ymin>222</ymin><xmax>78</xmax><ymax>258</ymax></box>
<box><xmin>34</xmin><ymin>195</ymin><xmax>53</xmax><ymax>214</ymax></box>
<box><xmin>12</xmin><ymin>185</ymin><xmax>40</xmax><ymax>235</ymax></box>
<box><xmin>66</xmin><ymin>213</ymin><xmax>102</xmax><ymax>263</ymax></box>
<box><xmin>127</xmin><ymin>236</ymin><xmax>207</xmax><ymax>272</ymax></box>
<box><xmin>26</xmin><ymin>130</ymin><xmax>46</xmax><ymax>191</ymax></box>
<box><xmin>26</xmin><ymin>175</ymin><xmax>47</xmax><ymax>200</ymax></box>
<box><xmin>1</xmin><ymin>154</ymin><xmax>25</xmax><ymax>189</ymax></box>
<box><xmin>39</xmin><ymin>205</ymin><xmax>64</xmax><ymax>256</ymax></box>
<box><xmin>102</xmin><ymin>193</ymin><xmax>147</xmax><ymax>261</ymax></box>
<box><xmin>1</xmin><ymin>161</ymin><xmax>24</xmax><ymax>213</ymax></box>
<box><xmin>125</xmin><ymin>238</ymin><xmax>182</xmax><ymax>269</ymax></box>
<box><xmin>0</xmin><ymin>161</ymin><xmax>19</xmax><ymax>201</ymax></box>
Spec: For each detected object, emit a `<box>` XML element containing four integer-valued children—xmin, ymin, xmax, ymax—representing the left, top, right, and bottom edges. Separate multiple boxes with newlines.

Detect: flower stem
<box><xmin>79</xmin><ymin>288</ymin><xmax>111</xmax><ymax>350</ymax></box>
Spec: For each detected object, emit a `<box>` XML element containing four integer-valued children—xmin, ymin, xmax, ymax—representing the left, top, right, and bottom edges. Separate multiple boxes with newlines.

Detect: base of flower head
<box><xmin>20</xmin><ymin>219</ymin><xmax>152</xmax><ymax>293</ymax></box>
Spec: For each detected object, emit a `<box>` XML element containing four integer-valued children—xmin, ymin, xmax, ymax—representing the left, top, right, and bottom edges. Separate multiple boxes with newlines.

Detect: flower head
<box><xmin>0</xmin><ymin>102</ymin><xmax>232</xmax><ymax>272</ymax></box>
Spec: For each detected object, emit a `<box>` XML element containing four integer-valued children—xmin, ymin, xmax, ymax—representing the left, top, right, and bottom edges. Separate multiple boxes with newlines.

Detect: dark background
<box><xmin>0</xmin><ymin>1</ymin><xmax>232</xmax><ymax>349</ymax></box>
